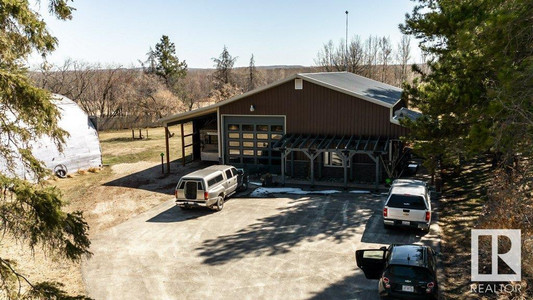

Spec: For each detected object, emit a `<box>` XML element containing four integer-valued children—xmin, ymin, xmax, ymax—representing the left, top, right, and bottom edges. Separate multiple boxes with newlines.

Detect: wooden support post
<box><xmin>181</xmin><ymin>123</ymin><xmax>186</xmax><ymax>166</ymax></box>
<box><xmin>139</xmin><ymin>129</ymin><xmax>142</xmax><ymax>139</ymax></box>
<box><xmin>310</xmin><ymin>154</ymin><xmax>315</xmax><ymax>187</ymax></box>
<box><xmin>338</xmin><ymin>151</ymin><xmax>348</xmax><ymax>190</ymax></box>
<box><xmin>165</xmin><ymin>126</ymin><xmax>170</xmax><ymax>174</ymax></box>
<box><xmin>132</xmin><ymin>129</ymin><xmax>134</xmax><ymax>140</ymax></box>
<box><xmin>281</xmin><ymin>150</ymin><xmax>286</xmax><ymax>186</ymax></box>
<box><xmin>375</xmin><ymin>155</ymin><xmax>380</xmax><ymax>191</ymax></box>
<box><xmin>350</xmin><ymin>152</ymin><xmax>356</xmax><ymax>181</ymax></box>
<box><xmin>290</xmin><ymin>151</ymin><xmax>294</xmax><ymax>178</ymax></box>
<box><xmin>318</xmin><ymin>151</ymin><xmax>322</xmax><ymax>179</ymax></box>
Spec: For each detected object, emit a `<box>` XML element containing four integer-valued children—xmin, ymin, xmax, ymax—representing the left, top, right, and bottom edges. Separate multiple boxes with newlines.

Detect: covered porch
<box><xmin>273</xmin><ymin>134</ymin><xmax>397</xmax><ymax>189</ymax></box>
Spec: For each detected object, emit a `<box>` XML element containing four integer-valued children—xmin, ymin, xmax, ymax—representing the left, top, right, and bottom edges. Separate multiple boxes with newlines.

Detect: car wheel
<box><xmin>215</xmin><ymin>196</ymin><xmax>224</xmax><ymax>211</ymax></box>
<box><xmin>54</xmin><ymin>164</ymin><xmax>68</xmax><ymax>178</ymax></box>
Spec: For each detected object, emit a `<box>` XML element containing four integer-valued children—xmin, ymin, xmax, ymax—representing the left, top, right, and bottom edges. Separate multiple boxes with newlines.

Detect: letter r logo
<box><xmin>471</xmin><ymin>229</ymin><xmax>521</xmax><ymax>282</ymax></box>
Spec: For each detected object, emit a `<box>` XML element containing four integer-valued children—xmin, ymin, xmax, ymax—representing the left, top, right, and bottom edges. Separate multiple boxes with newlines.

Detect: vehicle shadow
<box><xmin>195</xmin><ymin>194</ymin><xmax>383</xmax><ymax>265</ymax></box>
<box><xmin>146</xmin><ymin>205</ymin><xmax>215</xmax><ymax>223</ymax></box>
<box><xmin>103</xmin><ymin>160</ymin><xmax>215</xmax><ymax>195</ymax></box>
<box><xmin>307</xmin><ymin>271</ymin><xmax>379</xmax><ymax>300</ymax></box>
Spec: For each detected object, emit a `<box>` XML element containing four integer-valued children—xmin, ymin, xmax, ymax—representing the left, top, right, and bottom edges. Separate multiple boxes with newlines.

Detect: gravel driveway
<box><xmin>82</xmin><ymin>192</ymin><xmax>440</xmax><ymax>300</ymax></box>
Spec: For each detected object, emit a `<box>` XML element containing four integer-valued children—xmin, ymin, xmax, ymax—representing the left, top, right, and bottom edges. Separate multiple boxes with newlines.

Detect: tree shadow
<box><xmin>103</xmin><ymin>160</ymin><xmax>215</xmax><ymax>195</ymax></box>
<box><xmin>196</xmin><ymin>194</ymin><xmax>382</xmax><ymax>265</ymax></box>
<box><xmin>145</xmin><ymin>205</ymin><xmax>215</xmax><ymax>223</ymax></box>
<box><xmin>362</xmin><ymin>87</ymin><xmax>402</xmax><ymax>106</ymax></box>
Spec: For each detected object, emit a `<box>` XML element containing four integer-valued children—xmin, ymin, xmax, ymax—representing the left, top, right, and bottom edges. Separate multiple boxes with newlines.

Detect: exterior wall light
<box><xmin>250</xmin><ymin>105</ymin><xmax>255</xmax><ymax>112</ymax></box>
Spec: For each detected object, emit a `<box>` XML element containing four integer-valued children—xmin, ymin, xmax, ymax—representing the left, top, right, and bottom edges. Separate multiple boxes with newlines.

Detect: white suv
<box><xmin>175</xmin><ymin>165</ymin><xmax>241</xmax><ymax>211</ymax></box>
<box><xmin>383</xmin><ymin>179</ymin><xmax>431</xmax><ymax>232</ymax></box>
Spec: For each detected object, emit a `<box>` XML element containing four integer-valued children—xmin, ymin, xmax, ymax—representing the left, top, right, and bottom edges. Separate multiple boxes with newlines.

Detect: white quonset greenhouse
<box><xmin>1</xmin><ymin>94</ymin><xmax>102</xmax><ymax>179</ymax></box>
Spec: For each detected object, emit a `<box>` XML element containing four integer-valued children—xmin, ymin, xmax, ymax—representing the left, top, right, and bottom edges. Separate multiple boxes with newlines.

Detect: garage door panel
<box><xmin>223</xmin><ymin>116</ymin><xmax>284</xmax><ymax>173</ymax></box>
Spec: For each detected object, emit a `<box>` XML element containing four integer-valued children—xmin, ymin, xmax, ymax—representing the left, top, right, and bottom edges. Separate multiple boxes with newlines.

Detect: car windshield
<box><xmin>387</xmin><ymin>194</ymin><xmax>427</xmax><ymax>209</ymax></box>
<box><xmin>388</xmin><ymin>265</ymin><xmax>431</xmax><ymax>281</ymax></box>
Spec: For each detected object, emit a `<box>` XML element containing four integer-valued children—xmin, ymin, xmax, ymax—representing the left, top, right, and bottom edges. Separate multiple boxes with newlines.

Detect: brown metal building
<box><xmin>160</xmin><ymin>72</ymin><xmax>420</xmax><ymax>188</ymax></box>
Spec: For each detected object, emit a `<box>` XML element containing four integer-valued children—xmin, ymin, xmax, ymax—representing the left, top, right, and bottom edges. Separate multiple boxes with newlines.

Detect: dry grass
<box><xmin>439</xmin><ymin>159</ymin><xmax>532</xmax><ymax>299</ymax></box>
<box><xmin>0</xmin><ymin>126</ymin><xmax>193</xmax><ymax>297</ymax></box>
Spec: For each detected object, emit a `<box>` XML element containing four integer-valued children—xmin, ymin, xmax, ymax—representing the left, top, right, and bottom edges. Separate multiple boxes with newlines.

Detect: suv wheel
<box><xmin>215</xmin><ymin>196</ymin><xmax>224</xmax><ymax>211</ymax></box>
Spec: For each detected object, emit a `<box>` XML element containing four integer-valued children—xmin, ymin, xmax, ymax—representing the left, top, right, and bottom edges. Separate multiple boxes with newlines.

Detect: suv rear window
<box><xmin>387</xmin><ymin>194</ymin><xmax>427</xmax><ymax>209</ymax></box>
<box><xmin>179</xmin><ymin>180</ymin><xmax>203</xmax><ymax>190</ymax></box>
<box><xmin>388</xmin><ymin>265</ymin><xmax>431</xmax><ymax>280</ymax></box>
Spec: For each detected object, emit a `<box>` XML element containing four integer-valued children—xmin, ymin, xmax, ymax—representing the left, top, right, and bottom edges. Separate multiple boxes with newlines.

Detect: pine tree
<box><xmin>400</xmin><ymin>0</ymin><xmax>533</xmax><ymax>174</ymax></box>
<box><xmin>0</xmin><ymin>0</ymin><xmax>91</xmax><ymax>298</ymax></box>
<box><xmin>212</xmin><ymin>45</ymin><xmax>237</xmax><ymax>90</ymax></box>
<box><xmin>148</xmin><ymin>35</ymin><xmax>187</xmax><ymax>89</ymax></box>
<box><xmin>247</xmin><ymin>54</ymin><xmax>257</xmax><ymax>91</ymax></box>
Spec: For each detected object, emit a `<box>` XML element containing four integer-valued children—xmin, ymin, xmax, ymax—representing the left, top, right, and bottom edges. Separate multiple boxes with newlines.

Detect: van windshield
<box><xmin>387</xmin><ymin>194</ymin><xmax>427</xmax><ymax>209</ymax></box>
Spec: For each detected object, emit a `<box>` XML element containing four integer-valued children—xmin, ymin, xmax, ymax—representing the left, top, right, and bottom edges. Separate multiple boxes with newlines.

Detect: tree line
<box><xmin>315</xmin><ymin>35</ymin><xmax>416</xmax><ymax>87</ymax></box>
<box><xmin>32</xmin><ymin>35</ymin><xmax>417</xmax><ymax>122</ymax></box>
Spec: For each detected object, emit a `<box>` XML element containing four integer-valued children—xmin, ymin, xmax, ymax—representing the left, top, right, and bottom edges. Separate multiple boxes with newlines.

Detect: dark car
<box><xmin>355</xmin><ymin>244</ymin><xmax>438</xmax><ymax>299</ymax></box>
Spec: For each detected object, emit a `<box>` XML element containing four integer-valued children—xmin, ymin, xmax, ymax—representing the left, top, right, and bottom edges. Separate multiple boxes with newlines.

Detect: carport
<box><xmin>161</xmin><ymin>107</ymin><xmax>217</xmax><ymax>173</ymax></box>
<box><xmin>273</xmin><ymin>134</ymin><xmax>394</xmax><ymax>189</ymax></box>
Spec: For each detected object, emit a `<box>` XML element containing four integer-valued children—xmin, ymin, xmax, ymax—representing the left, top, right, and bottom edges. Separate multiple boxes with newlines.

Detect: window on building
<box><xmin>242</xmin><ymin>124</ymin><xmax>254</xmax><ymax>131</ymax></box>
<box><xmin>323</xmin><ymin>151</ymin><xmax>349</xmax><ymax>167</ymax></box>
<box><xmin>256</xmin><ymin>125</ymin><xmax>268</xmax><ymax>131</ymax></box>
<box><xmin>228</xmin><ymin>124</ymin><xmax>239</xmax><ymax>131</ymax></box>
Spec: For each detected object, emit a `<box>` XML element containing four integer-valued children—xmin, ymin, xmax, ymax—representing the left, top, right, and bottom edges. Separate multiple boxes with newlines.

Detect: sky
<box><xmin>29</xmin><ymin>0</ymin><xmax>421</xmax><ymax>69</ymax></box>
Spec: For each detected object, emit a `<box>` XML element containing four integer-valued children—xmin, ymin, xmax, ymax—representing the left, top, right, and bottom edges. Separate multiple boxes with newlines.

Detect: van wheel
<box><xmin>215</xmin><ymin>196</ymin><xmax>224</xmax><ymax>211</ymax></box>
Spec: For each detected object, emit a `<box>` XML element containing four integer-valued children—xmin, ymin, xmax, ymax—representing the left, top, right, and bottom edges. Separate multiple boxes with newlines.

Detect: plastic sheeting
<box><xmin>0</xmin><ymin>94</ymin><xmax>102</xmax><ymax>179</ymax></box>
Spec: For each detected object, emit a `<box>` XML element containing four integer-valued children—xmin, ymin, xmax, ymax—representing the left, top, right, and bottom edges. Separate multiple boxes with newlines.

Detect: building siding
<box><xmin>219</xmin><ymin>79</ymin><xmax>409</xmax><ymax>138</ymax></box>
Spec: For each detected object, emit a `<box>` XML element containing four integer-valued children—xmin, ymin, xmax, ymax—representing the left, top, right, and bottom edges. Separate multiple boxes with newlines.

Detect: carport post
<box><xmin>181</xmin><ymin>123</ymin><xmax>186</xmax><ymax>166</ymax></box>
<box><xmin>165</xmin><ymin>126</ymin><xmax>170</xmax><ymax>174</ymax></box>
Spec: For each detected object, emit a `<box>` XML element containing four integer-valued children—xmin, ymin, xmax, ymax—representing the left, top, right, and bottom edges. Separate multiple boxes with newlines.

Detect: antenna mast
<box><xmin>345</xmin><ymin>10</ymin><xmax>349</xmax><ymax>71</ymax></box>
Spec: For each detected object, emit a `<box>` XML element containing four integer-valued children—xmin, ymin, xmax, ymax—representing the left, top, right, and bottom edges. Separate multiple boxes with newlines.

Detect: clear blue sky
<box><xmin>29</xmin><ymin>0</ymin><xmax>421</xmax><ymax>69</ymax></box>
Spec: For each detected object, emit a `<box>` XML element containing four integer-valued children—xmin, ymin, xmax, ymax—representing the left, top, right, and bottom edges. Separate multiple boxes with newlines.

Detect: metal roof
<box><xmin>159</xmin><ymin>72</ymin><xmax>404</xmax><ymax>126</ymax></box>
<box><xmin>393</xmin><ymin>107</ymin><xmax>423</xmax><ymax>121</ymax></box>
<box><xmin>299</xmin><ymin>72</ymin><xmax>402</xmax><ymax>106</ymax></box>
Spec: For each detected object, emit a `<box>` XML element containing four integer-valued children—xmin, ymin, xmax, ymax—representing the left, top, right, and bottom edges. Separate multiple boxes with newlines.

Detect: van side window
<box><xmin>207</xmin><ymin>178</ymin><xmax>217</xmax><ymax>187</ymax></box>
<box><xmin>215</xmin><ymin>174</ymin><xmax>224</xmax><ymax>183</ymax></box>
<box><xmin>225</xmin><ymin>169</ymin><xmax>233</xmax><ymax>178</ymax></box>
<box><xmin>231</xmin><ymin>168</ymin><xmax>238</xmax><ymax>176</ymax></box>
<box><xmin>197</xmin><ymin>182</ymin><xmax>203</xmax><ymax>190</ymax></box>
<box><xmin>179</xmin><ymin>181</ymin><xmax>185</xmax><ymax>189</ymax></box>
